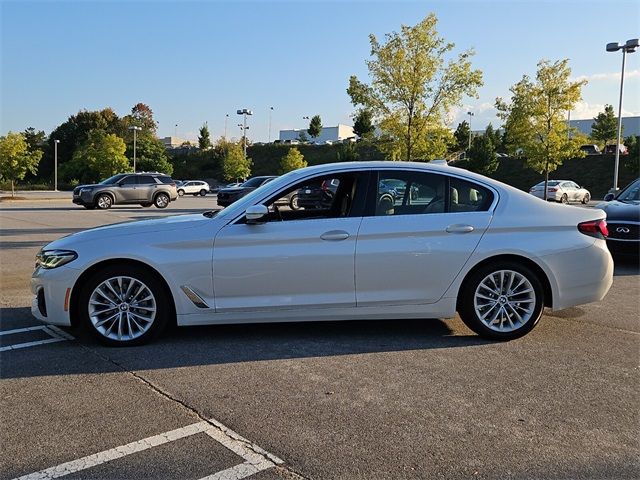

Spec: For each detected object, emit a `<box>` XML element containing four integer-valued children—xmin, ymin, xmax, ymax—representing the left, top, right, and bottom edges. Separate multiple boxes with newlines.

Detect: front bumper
<box><xmin>31</xmin><ymin>265</ymin><xmax>81</xmax><ymax>326</ymax></box>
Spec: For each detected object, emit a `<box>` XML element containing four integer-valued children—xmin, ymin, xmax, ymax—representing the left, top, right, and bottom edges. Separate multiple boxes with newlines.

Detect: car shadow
<box><xmin>0</xmin><ymin>306</ymin><xmax>489</xmax><ymax>379</ymax></box>
<box><xmin>613</xmin><ymin>259</ymin><xmax>640</xmax><ymax>276</ymax></box>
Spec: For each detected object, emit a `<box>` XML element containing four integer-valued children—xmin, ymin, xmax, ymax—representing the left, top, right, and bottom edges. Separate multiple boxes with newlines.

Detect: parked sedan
<box><xmin>33</xmin><ymin>161</ymin><xmax>613</xmax><ymax>346</ymax></box>
<box><xmin>177</xmin><ymin>180</ymin><xmax>210</xmax><ymax>197</ymax></box>
<box><xmin>529</xmin><ymin>180</ymin><xmax>591</xmax><ymax>204</ymax></box>
<box><xmin>597</xmin><ymin>178</ymin><xmax>640</xmax><ymax>260</ymax></box>
<box><xmin>216</xmin><ymin>176</ymin><xmax>276</xmax><ymax>207</ymax></box>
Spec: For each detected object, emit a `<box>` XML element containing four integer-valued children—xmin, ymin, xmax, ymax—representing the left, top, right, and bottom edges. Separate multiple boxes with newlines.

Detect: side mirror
<box><xmin>245</xmin><ymin>204</ymin><xmax>268</xmax><ymax>224</ymax></box>
<box><xmin>604</xmin><ymin>193</ymin><xmax>615</xmax><ymax>202</ymax></box>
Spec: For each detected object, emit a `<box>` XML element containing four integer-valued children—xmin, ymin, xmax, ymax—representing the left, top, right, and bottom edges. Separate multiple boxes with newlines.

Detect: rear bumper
<box><xmin>541</xmin><ymin>240</ymin><xmax>613</xmax><ymax>310</ymax></box>
<box><xmin>606</xmin><ymin>238</ymin><xmax>640</xmax><ymax>258</ymax></box>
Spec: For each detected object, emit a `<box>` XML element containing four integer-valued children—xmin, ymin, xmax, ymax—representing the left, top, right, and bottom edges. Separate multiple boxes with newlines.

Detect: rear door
<box><xmin>355</xmin><ymin>170</ymin><xmax>495</xmax><ymax>306</ymax></box>
<box><xmin>137</xmin><ymin>175</ymin><xmax>158</xmax><ymax>201</ymax></box>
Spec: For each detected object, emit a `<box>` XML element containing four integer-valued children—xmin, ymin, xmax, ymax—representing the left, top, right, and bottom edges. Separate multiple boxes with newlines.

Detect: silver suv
<box><xmin>72</xmin><ymin>172</ymin><xmax>178</xmax><ymax>210</ymax></box>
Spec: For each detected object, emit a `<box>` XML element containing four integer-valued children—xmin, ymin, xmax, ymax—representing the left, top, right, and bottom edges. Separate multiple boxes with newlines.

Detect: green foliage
<box><xmin>353</xmin><ymin>109</ymin><xmax>375</xmax><ymax>139</ymax></box>
<box><xmin>307</xmin><ymin>115</ymin><xmax>323</xmax><ymax>139</ymax></box>
<box><xmin>347</xmin><ymin>13</ymin><xmax>483</xmax><ymax>161</ymax></box>
<box><xmin>125</xmin><ymin>103</ymin><xmax>158</xmax><ymax>134</ymax></box>
<box><xmin>70</xmin><ymin>130</ymin><xmax>129</xmax><ymax>181</ymax></box>
<box><xmin>591</xmin><ymin>104</ymin><xmax>619</xmax><ymax>147</ymax></box>
<box><xmin>623</xmin><ymin>135</ymin><xmax>639</xmax><ymax>176</ymax></box>
<box><xmin>453</xmin><ymin>121</ymin><xmax>470</xmax><ymax>151</ymax></box>
<box><xmin>127</xmin><ymin>136</ymin><xmax>173</xmax><ymax>176</ymax></box>
<box><xmin>336</xmin><ymin>142</ymin><xmax>360</xmax><ymax>162</ymax></box>
<box><xmin>496</xmin><ymin>59</ymin><xmax>586</xmax><ymax>193</ymax></box>
<box><xmin>0</xmin><ymin>132</ymin><xmax>43</xmax><ymax>196</ymax></box>
<box><xmin>198</xmin><ymin>123</ymin><xmax>212</xmax><ymax>150</ymax></box>
<box><xmin>297</xmin><ymin>131</ymin><xmax>309</xmax><ymax>143</ymax></box>
<box><xmin>467</xmin><ymin>133</ymin><xmax>498</xmax><ymax>176</ymax></box>
<box><xmin>221</xmin><ymin>140</ymin><xmax>252</xmax><ymax>181</ymax></box>
<box><xmin>22</xmin><ymin>127</ymin><xmax>46</xmax><ymax>152</ymax></box>
<box><xmin>484</xmin><ymin>123</ymin><xmax>503</xmax><ymax>151</ymax></box>
<box><xmin>280</xmin><ymin>147</ymin><xmax>307</xmax><ymax>174</ymax></box>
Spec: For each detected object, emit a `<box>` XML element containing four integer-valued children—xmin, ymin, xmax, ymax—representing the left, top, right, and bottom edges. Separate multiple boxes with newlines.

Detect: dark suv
<box><xmin>217</xmin><ymin>176</ymin><xmax>276</xmax><ymax>207</ymax></box>
<box><xmin>72</xmin><ymin>172</ymin><xmax>178</xmax><ymax>210</ymax></box>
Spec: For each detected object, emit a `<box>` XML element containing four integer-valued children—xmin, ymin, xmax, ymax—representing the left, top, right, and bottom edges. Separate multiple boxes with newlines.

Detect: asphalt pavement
<box><xmin>1</xmin><ymin>195</ymin><xmax>638</xmax><ymax>480</ymax></box>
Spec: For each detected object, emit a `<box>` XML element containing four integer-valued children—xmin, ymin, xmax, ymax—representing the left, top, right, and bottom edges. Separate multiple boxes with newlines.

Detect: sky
<box><xmin>1</xmin><ymin>0</ymin><xmax>639</xmax><ymax>143</ymax></box>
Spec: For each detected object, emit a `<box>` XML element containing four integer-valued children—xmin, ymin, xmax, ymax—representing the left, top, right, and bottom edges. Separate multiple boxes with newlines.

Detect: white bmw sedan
<box><xmin>32</xmin><ymin>162</ymin><xmax>613</xmax><ymax>346</ymax></box>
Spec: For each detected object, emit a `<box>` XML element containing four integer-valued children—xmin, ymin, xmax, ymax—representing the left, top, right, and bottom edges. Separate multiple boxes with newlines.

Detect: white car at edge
<box><xmin>31</xmin><ymin>161</ymin><xmax>613</xmax><ymax>346</ymax></box>
<box><xmin>177</xmin><ymin>180</ymin><xmax>210</xmax><ymax>197</ymax></box>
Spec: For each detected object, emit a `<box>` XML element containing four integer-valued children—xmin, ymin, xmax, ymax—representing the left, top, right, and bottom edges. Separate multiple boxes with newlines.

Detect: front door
<box><xmin>115</xmin><ymin>175</ymin><xmax>139</xmax><ymax>202</ymax></box>
<box><xmin>212</xmin><ymin>172</ymin><xmax>367</xmax><ymax>312</ymax></box>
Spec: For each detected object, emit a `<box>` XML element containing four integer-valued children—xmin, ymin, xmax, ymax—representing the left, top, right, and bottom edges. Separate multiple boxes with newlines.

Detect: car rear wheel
<box><xmin>199</xmin><ymin>189</ymin><xmax>207</xmax><ymax>196</ymax></box>
<box><xmin>458</xmin><ymin>261</ymin><xmax>544</xmax><ymax>340</ymax></box>
<box><xmin>561</xmin><ymin>194</ymin><xmax>568</xmax><ymax>204</ymax></box>
<box><xmin>581</xmin><ymin>193</ymin><xmax>590</xmax><ymax>204</ymax></box>
<box><xmin>78</xmin><ymin>265</ymin><xmax>169</xmax><ymax>346</ymax></box>
<box><xmin>177</xmin><ymin>189</ymin><xmax>185</xmax><ymax>196</ymax></box>
<box><xmin>154</xmin><ymin>193</ymin><xmax>170</xmax><ymax>208</ymax></box>
<box><xmin>96</xmin><ymin>194</ymin><xmax>113</xmax><ymax>210</ymax></box>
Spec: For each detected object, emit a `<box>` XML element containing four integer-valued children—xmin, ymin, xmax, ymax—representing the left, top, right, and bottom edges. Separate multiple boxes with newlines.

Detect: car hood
<box><xmin>595</xmin><ymin>200</ymin><xmax>640</xmax><ymax>222</ymax></box>
<box><xmin>44</xmin><ymin>214</ymin><xmax>215</xmax><ymax>250</ymax></box>
<box><xmin>219</xmin><ymin>187</ymin><xmax>251</xmax><ymax>194</ymax></box>
<box><xmin>76</xmin><ymin>183</ymin><xmax>103</xmax><ymax>189</ymax></box>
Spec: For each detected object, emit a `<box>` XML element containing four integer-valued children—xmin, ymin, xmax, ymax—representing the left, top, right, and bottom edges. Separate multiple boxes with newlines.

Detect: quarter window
<box><xmin>449</xmin><ymin>178</ymin><xmax>493</xmax><ymax>212</ymax></box>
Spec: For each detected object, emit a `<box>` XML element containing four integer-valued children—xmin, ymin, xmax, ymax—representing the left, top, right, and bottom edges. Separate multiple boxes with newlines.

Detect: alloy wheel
<box><xmin>473</xmin><ymin>270</ymin><xmax>536</xmax><ymax>333</ymax></box>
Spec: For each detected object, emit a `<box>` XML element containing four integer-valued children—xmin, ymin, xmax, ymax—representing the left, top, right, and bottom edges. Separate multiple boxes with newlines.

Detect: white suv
<box><xmin>177</xmin><ymin>180</ymin><xmax>210</xmax><ymax>197</ymax></box>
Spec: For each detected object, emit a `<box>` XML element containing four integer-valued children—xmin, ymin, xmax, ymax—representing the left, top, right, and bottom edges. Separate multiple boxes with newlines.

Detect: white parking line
<box><xmin>13</xmin><ymin>419</ymin><xmax>283</xmax><ymax>480</ymax></box>
<box><xmin>0</xmin><ymin>325</ymin><xmax>74</xmax><ymax>352</ymax></box>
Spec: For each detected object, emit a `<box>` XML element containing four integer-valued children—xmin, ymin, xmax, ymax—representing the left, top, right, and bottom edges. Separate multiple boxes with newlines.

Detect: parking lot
<box><xmin>1</xmin><ymin>194</ymin><xmax>639</xmax><ymax>479</ymax></box>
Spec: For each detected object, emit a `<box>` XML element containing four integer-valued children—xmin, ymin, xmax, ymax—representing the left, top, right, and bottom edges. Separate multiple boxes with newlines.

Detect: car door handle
<box><xmin>446</xmin><ymin>224</ymin><xmax>474</xmax><ymax>234</ymax></box>
<box><xmin>320</xmin><ymin>230</ymin><xmax>350</xmax><ymax>241</ymax></box>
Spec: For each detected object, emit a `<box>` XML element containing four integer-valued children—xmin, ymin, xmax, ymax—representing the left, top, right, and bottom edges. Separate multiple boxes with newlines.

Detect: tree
<box><xmin>347</xmin><ymin>13</ymin><xmax>483</xmax><ymax>161</ymax></box>
<box><xmin>0</xmin><ymin>132</ymin><xmax>42</xmax><ymax>196</ymax></box>
<box><xmin>353</xmin><ymin>109</ymin><xmax>375</xmax><ymax>139</ymax></box>
<box><xmin>467</xmin><ymin>133</ymin><xmax>498</xmax><ymax>176</ymax></box>
<box><xmin>128</xmin><ymin>103</ymin><xmax>158</xmax><ymax>134</ymax></box>
<box><xmin>72</xmin><ymin>130</ymin><xmax>129</xmax><ymax>180</ymax></box>
<box><xmin>297</xmin><ymin>131</ymin><xmax>309</xmax><ymax>143</ymax></box>
<box><xmin>453</xmin><ymin>121</ymin><xmax>470</xmax><ymax>152</ymax></box>
<box><xmin>591</xmin><ymin>104</ymin><xmax>619</xmax><ymax>148</ymax></box>
<box><xmin>198</xmin><ymin>123</ymin><xmax>212</xmax><ymax>150</ymax></box>
<box><xmin>221</xmin><ymin>141</ymin><xmax>251</xmax><ymax>181</ymax></box>
<box><xmin>280</xmin><ymin>147</ymin><xmax>307</xmax><ymax>174</ymax></box>
<box><xmin>496</xmin><ymin>59</ymin><xmax>586</xmax><ymax>199</ymax></box>
<box><xmin>484</xmin><ymin>123</ymin><xmax>502</xmax><ymax>151</ymax></box>
<box><xmin>624</xmin><ymin>135</ymin><xmax>639</xmax><ymax>176</ymax></box>
<box><xmin>336</xmin><ymin>142</ymin><xmax>360</xmax><ymax>162</ymax></box>
<box><xmin>127</xmin><ymin>136</ymin><xmax>173</xmax><ymax>175</ymax></box>
<box><xmin>22</xmin><ymin>127</ymin><xmax>46</xmax><ymax>152</ymax></box>
<box><xmin>307</xmin><ymin>115</ymin><xmax>322</xmax><ymax>139</ymax></box>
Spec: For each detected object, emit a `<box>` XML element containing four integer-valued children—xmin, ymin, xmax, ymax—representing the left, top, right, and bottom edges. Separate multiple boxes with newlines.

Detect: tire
<box><xmin>96</xmin><ymin>194</ymin><xmax>113</xmax><ymax>210</ymax></box>
<box><xmin>154</xmin><ymin>193</ymin><xmax>170</xmax><ymax>209</ymax></box>
<box><xmin>199</xmin><ymin>189</ymin><xmax>207</xmax><ymax>196</ymax></box>
<box><xmin>458</xmin><ymin>261</ymin><xmax>544</xmax><ymax>341</ymax></box>
<box><xmin>83</xmin><ymin>204</ymin><xmax>95</xmax><ymax>210</ymax></box>
<box><xmin>177</xmin><ymin>189</ymin><xmax>185</xmax><ymax>197</ymax></box>
<box><xmin>581</xmin><ymin>193</ymin><xmax>590</xmax><ymax>204</ymax></box>
<box><xmin>77</xmin><ymin>264</ymin><xmax>170</xmax><ymax>346</ymax></box>
<box><xmin>290</xmin><ymin>194</ymin><xmax>300</xmax><ymax>210</ymax></box>
<box><xmin>560</xmin><ymin>194</ymin><xmax>568</xmax><ymax>204</ymax></box>
<box><xmin>140</xmin><ymin>202</ymin><xmax>152</xmax><ymax>208</ymax></box>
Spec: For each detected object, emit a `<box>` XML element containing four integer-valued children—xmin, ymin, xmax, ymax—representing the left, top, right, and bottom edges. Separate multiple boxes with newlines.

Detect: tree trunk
<box><xmin>543</xmin><ymin>164</ymin><xmax>549</xmax><ymax>202</ymax></box>
<box><xmin>11</xmin><ymin>180</ymin><xmax>15</xmax><ymax>198</ymax></box>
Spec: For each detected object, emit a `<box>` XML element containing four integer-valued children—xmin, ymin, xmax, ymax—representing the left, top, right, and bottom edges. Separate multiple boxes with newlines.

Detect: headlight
<box><xmin>35</xmin><ymin>250</ymin><xmax>78</xmax><ymax>269</ymax></box>
<box><xmin>80</xmin><ymin>188</ymin><xmax>91</xmax><ymax>194</ymax></box>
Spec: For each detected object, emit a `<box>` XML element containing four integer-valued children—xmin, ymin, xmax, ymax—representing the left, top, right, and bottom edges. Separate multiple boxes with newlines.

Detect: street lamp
<box><xmin>53</xmin><ymin>140</ymin><xmax>60</xmax><ymax>191</ymax></box>
<box><xmin>268</xmin><ymin>106</ymin><xmax>274</xmax><ymax>143</ymax></box>
<box><xmin>467</xmin><ymin>111</ymin><xmax>474</xmax><ymax>151</ymax></box>
<box><xmin>236</xmin><ymin>109</ymin><xmax>253</xmax><ymax>158</ymax></box>
<box><xmin>128</xmin><ymin>126</ymin><xmax>142</xmax><ymax>172</ymax></box>
<box><xmin>606</xmin><ymin>38</ymin><xmax>639</xmax><ymax>192</ymax></box>
<box><xmin>224</xmin><ymin>114</ymin><xmax>229</xmax><ymax>138</ymax></box>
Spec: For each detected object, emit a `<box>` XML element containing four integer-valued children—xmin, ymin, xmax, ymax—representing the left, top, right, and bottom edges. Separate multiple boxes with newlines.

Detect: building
<box><xmin>160</xmin><ymin>136</ymin><xmax>186</xmax><ymax>149</ymax></box>
<box><xmin>569</xmin><ymin>116</ymin><xmax>640</xmax><ymax>137</ymax></box>
<box><xmin>279</xmin><ymin>124</ymin><xmax>355</xmax><ymax>144</ymax></box>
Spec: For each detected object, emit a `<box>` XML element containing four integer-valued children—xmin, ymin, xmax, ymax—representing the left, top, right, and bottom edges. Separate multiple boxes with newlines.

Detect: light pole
<box><xmin>224</xmin><ymin>114</ymin><xmax>229</xmax><ymax>139</ymax></box>
<box><xmin>128</xmin><ymin>126</ymin><xmax>142</xmax><ymax>172</ymax></box>
<box><xmin>606</xmin><ymin>38</ymin><xmax>639</xmax><ymax>192</ymax></box>
<box><xmin>467</xmin><ymin>111</ymin><xmax>474</xmax><ymax>151</ymax></box>
<box><xmin>53</xmin><ymin>140</ymin><xmax>60</xmax><ymax>191</ymax></box>
<box><xmin>236</xmin><ymin>109</ymin><xmax>253</xmax><ymax>158</ymax></box>
<box><xmin>174</xmin><ymin>124</ymin><xmax>178</xmax><ymax>138</ymax></box>
<box><xmin>268</xmin><ymin>106</ymin><xmax>274</xmax><ymax>143</ymax></box>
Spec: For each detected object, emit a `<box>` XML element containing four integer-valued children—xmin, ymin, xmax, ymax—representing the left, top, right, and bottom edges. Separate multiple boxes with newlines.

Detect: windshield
<box><xmin>241</xmin><ymin>177</ymin><xmax>270</xmax><ymax>188</ymax></box>
<box><xmin>617</xmin><ymin>179</ymin><xmax>640</xmax><ymax>202</ymax></box>
<box><xmin>100</xmin><ymin>174</ymin><xmax>127</xmax><ymax>185</ymax></box>
<box><xmin>534</xmin><ymin>180</ymin><xmax>560</xmax><ymax>187</ymax></box>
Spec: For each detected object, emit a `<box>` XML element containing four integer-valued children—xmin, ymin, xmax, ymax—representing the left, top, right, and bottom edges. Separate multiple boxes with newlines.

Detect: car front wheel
<box><xmin>154</xmin><ymin>193</ymin><xmax>170</xmax><ymax>208</ymax></box>
<box><xmin>458</xmin><ymin>261</ymin><xmax>544</xmax><ymax>340</ymax></box>
<box><xmin>177</xmin><ymin>189</ymin><xmax>185</xmax><ymax>196</ymax></box>
<box><xmin>581</xmin><ymin>193</ymin><xmax>590</xmax><ymax>204</ymax></box>
<box><xmin>199</xmin><ymin>189</ymin><xmax>207</xmax><ymax>196</ymax></box>
<box><xmin>96</xmin><ymin>194</ymin><xmax>113</xmax><ymax>210</ymax></box>
<box><xmin>290</xmin><ymin>194</ymin><xmax>300</xmax><ymax>210</ymax></box>
<box><xmin>78</xmin><ymin>265</ymin><xmax>170</xmax><ymax>346</ymax></box>
<box><xmin>560</xmin><ymin>194</ymin><xmax>568</xmax><ymax>204</ymax></box>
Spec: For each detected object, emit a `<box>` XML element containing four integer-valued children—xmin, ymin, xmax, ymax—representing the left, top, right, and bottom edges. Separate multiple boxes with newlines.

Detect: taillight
<box><xmin>548</xmin><ymin>188</ymin><xmax>557</xmax><ymax>192</ymax></box>
<box><xmin>578</xmin><ymin>219</ymin><xmax>608</xmax><ymax>238</ymax></box>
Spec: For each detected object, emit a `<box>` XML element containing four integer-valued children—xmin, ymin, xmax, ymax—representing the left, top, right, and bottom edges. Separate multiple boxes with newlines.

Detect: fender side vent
<box><xmin>180</xmin><ymin>286</ymin><xmax>210</xmax><ymax>309</ymax></box>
